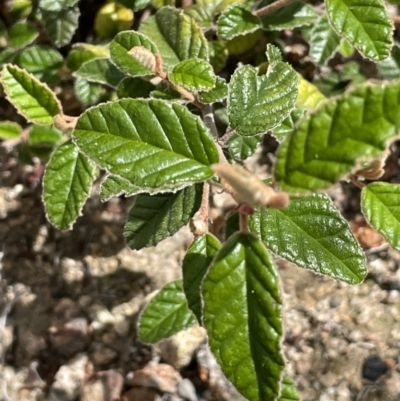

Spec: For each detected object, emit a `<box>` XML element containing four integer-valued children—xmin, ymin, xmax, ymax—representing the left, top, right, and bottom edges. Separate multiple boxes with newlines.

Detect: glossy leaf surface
<box><xmin>249</xmin><ymin>194</ymin><xmax>367</xmax><ymax>284</ymax></box>
<box><xmin>139</xmin><ymin>280</ymin><xmax>197</xmax><ymax>343</ymax></box>
<box><xmin>275</xmin><ymin>81</ymin><xmax>400</xmax><ymax>191</ymax></box>
<box><xmin>326</xmin><ymin>0</ymin><xmax>392</xmax><ymax>61</ymax></box>
<box><xmin>140</xmin><ymin>7</ymin><xmax>209</xmax><ymax>72</ymax></box>
<box><xmin>124</xmin><ymin>185</ymin><xmax>202</xmax><ymax>250</ymax></box>
<box><xmin>8</xmin><ymin>22</ymin><xmax>38</xmax><ymax>50</ymax></box>
<box><xmin>362</xmin><ymin>182</ymin><xmax>400</xmax><ymax>251</ymax></box>
<box><xmin>182</xmin><ymin>234</ymin><xmax>221</xmax><ymax>322</ymax></box>
<box><xmin>0</xmin><ymin>64</ymin><xmax>61</xmax><ymax>125</ymax></box>
<box><xmin>203</xmin><ymin>232</ymin><xmax>284</xmax><ymax>401</ymax></box>
<box><xmin>0</xmin><ymin>121</ymin><xmax>22</xmax><ymax>139</ymax></box>
<box><xmin>228</xmin><ymin>45</ymin><xmax>298</xmax><ymax>136</ymax></box>
<box><xmin>43</xmin><ymin>141</ymin><xmax>95</xmax><ymax>230</ymax></box>
<box><xmin>73</xmin><ymin>99</ymin><xmax>219</xmax><ymax>192</ymax></box>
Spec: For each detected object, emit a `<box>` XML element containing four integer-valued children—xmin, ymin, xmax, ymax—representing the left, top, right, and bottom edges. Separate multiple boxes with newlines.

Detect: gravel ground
<box><xmin>1</xmin><ymin>145</ymin><xmax>400</xmax><ymax>401</ymax></box>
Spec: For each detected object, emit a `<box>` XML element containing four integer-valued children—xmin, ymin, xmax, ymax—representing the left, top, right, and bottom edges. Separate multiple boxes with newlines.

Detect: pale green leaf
<box><xmin>139</xmin><ymin>7</ymin><xmax>209</xmax><ymax>72</ymax></box>
<box><xmin>198</xmin><ymin>76</ymin><xmax>228</xmax><ymax>103</ymax></box>
<box><xmin>40</xmin><ymin>0</ymin><xmax>79</xmax><ymax>11</ymax></box>
<box><xmin>362</xmin><ymin>182</ymin><xmax>400</xmax><ymax>251</ymax></box>
<box><xmin>197</xmin><ymin>0</ymin><xmax>243</xmax><ymax>14</ymax></box>
<box><xmin>249</xmin><ymin>194</ymin><xmax>367</xmax><ymax>284</ymax></box>
<box><xmin>0</xmin><ymin>121</ymin><xmax>22</xmax><ymax>139</ymax></box>
<box><xmin>28</xmin><ymin>125</ymin><xmax>62</xmax><ymax>146</ymax></box>
<box><xmin>377</xmin><ymin>44</ymin><xmax>400</xmax><ymax>79</ymax></box>
<box><xmin>226</xmin><ymin>133</ymin><xmax>263</xmax><ymax>159</ymax></box>
<box><xmin>326</xmin><ymin>0</ymin><xmax>393</xmax><ymax>61</ymax></box>
<box><xmin>278</xmin><ymin>375</ymin><xmax>300</xmax><ymax>401</ymax></box>
<box><xmin>169</xmin><ymin>58</ymin><xmax>216</xmax><ymax>92</ymax></box>
<box><xmin>309</xmin><ymin>16</ymin><xmax>341</xmax><ymax>65</ymax></box>
<box><xmin>110</xmin><ymin>31</ymin><xmax>158</xmax><ymax>77</ymax></box>
<box><xmin>8</xmin><ymin>21</ymin><xmax>38</xmax><ymax>50</ymax></box>
<box><xmin>117</xmin><ymin>77</ymin><xmax>155</xmax><ymax>99</ymax></box>
<box><xmin>1</xmin><ymin>64</ymin><xmax>61</xmax><ymax>125</ymax></box>
<box><xmin>42</xmin><ymin>7</ymin><xmax>80</xmax><ymax>48</ymax></box>
<box><xmin>297</xmin><ymin>76</ymin><xmax>326</xmax><ymax>110</ymax></box>
<box><xmin>184</xmin><ymin>4</ymin><xmax>214</xmax><ymax>28</ymax></box>
<box><xmin>43</xmin><ymin>141</ymin><xmax>95</xmax><ymax>230</ymax></box>
<box><xmin>100</xmin><ymin>175</ymin><xmax>140</xmax><ymax>201</ymax></box>
<box><xmin>259</xmin><ymin>0</ymin><xmax>317</xmax><ymax>30</ymax></box>
<box><xmin>182</xmin><ymin>234</ymin><xmax>221</xmax><ymax>322</ymax></box>
<box><xmin>67</xmin><ymin>43</ymin><xmax>109</xmax><ymax>71</ymax></box>
<box><xmin>338</xmin><ymin>38</ymin><xmax>354</xmax><ymax>57</ymax></box>
<box><xmin>124</xmin><ymin>185</ymin><xmax>202</xmax><ymax>250</ymax></box>
<box><xmin>16</xmin><ymin>45</ymin><xmax>63</xmax><ymax>86</ymax></box>
<box><xmin>217</xmin><ymin>5</ymin><xmax>260</xmax><ymax>40</ymax></box>
<box><xmin>202</xmin><ymin>232</ymin><xmax>284</xmax><ymax>401</ymax></box>
<box><xmin>275</xmin><ymin>81</ymin><xmax>400</xmax><ymax>191</ymax></box>
<box><xmin>74</xmin><ymin>77</ymin><xmax>107</xmax><ymax>107</ymax></box>
<box><xmin>73</xmin><ymin>99</ymin><xmax>219</xmax><ymax>192</ymax></box>
<box><xmin>228</xmin><ymin>45</ymin><xmax>298</xmax><ymax>136</ymax></box>
<box><xmin>139</xmin><ymin>280</ymin><xmax>197</xmax><ymax>343</ymax></box>
<box><xmin>74</xmin><ymin>57</ymin><xmax>125</xmax><ymax>88</ymax></box>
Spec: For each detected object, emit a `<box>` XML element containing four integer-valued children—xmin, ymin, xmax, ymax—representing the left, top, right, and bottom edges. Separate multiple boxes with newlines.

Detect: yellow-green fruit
<box><xmin>94</xmin><ymin>1</ymin><xmax>134</xmax><ymax>40</ymax></box>
<box><xmin>226</xmin><ymin>30</ymin><xmax>262</xmax><ymax>56</ymax></box>
<box><xmin>10</xmin><ymin>0</ymin><xmax>32</xmax><ymax>19</ymax></box>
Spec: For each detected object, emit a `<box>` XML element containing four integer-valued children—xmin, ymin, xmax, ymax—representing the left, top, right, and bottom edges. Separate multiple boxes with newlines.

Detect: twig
<box><xmin>218</xmin><ymin>128</ymin><xmax>236</xmax><ymax>145</ymax></box>
<box><xmin>253</xmin><ymin>0</ymin><xmax>298</xmax><ymax>17</ymax></box>
<box><xmin>202</xmin><ymin>104</ymin><xmax>219</xmax><ymax>140</ymax></box>
<box><xmin>239</xmin><ymin>211</ymin><xmax>249</xmax><ymax>233</ymax></box>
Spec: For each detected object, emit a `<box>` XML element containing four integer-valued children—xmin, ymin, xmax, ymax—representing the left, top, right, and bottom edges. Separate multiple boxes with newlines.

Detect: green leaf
<box><xmin>73</xmin><ymin>99</ymin><xmax>219</xmax><ymax>192</ymax></box>
<box><xmin>325</xmin><ymin>0</ymin><xmax>393</xmax><ymax>61</ymax></box>
<box><xmin>259</xmin><ymin>0</ymin><xmax>317</xmax><ymax>30</ymax></box>
<box><xmin>100</xmin><ymin>175</ymin><xmax>140</xmax><ymax>201</ymax></box>
<box><xmin>202</xmin><ymin>232</ymin><xmax>284</xmax><ymax>401</ymax></box>
<box><xmin>208</xmin><ymin>40</ymin><xmax>228</xmax><ymax>73</ymax></box>
<box><xmin>228</xmin><ymin>45</ymin><xmax>298</xmax><ymax>136</ymax></box>
<box><xmin>74</xmin><ymin>77</ymin><xmax>107</xmax><ymax>107</ymax></box>
<box><xmin>0</xmin><ymin>121</ymin><xmax>22</xmax><ymax>139</ymax></box>
<box><xmin>139</xmin><ymin>280</ymin><xmax>197</xmax><ymax>343</ymax></box>
<box><xmin>272</xmin><ymin>109</ymin><xmax>305</xmax><ymax>142</ymax></box>
<box><xmin>217</xmin><ymin>5</ymin><xmax>260</xmax><ymax>40</ymax></box>
<box><xmin>110</xmin><ymin>31</ymin><xmax>158</xmax><ymax>77</ymax></box>
<box><xmin>124</xmin><ymin>185</ymin><xmax>202</xmax><ymax>250</ymax></box>
<box><xmin>28</xmin><ymin>124</ymin><xmax>62</xmax><ymax>146</ymax></box>
<box><xmin>8</xmin><ymin>21</ymin><xmax>38</xmax><ymax>50</ymax></box>
<box><xmin>74</xmin><ymin>57</ymin><xmax>125</xmax><ymax>88</ymax></box>
<box><xmin>275</xmin><ymin>81</ymin><xmax>400</xmax><ymax>192</ymax></box>
<box><xmin>42</xmin><ymin>7</ymin><xmax>80</xmax><ymax>48</ymax></box>
<box><xmin>361</xmin><ymin>182</ymin><xmax>400</xmax><ymax>252</ymax></box>
<box><xmin>297</xmin><ymin>76</ymin><xmax>326</xmax><ymax>110</ymax></box>
<box><xmin>226</xmin><ymin>133</ymin><xmax>263</xmax><ymax>159</ymax></box>
<box><xmin>43</xmin><ymin>141</ymin><xmax>95</xmax><ymax>230</ymax></box>
<box><xmin>16</xmin><ymin>45</ymin><xmax>63</xmax><ymax>86</ymax></box>
<box><xmin>117</xmin><ymin>77</ymin><xmax>155</xmax><ymax>98</ymax></box>
<box><xmin>377</xmin><ymin>44</ymin><xmax>400</xmax><ymax>79</ymax></box>
<box><xmin>184</xmin><ymin>4</ymin><xmax>214</xmax><ymax>28</ymax></box>
<box><xmin>0</xmin><ymin>49</ymin><xmax>16</xmax><ymax>69</ymax></box>
<box><xmin>40</xmin><ymin>0</ymin><xmax>79</xmax><ymax>12</ymax></box>
<box><xmin>139</xmin><ymin>6</ymin><xmax>209</xmax><ymax>72</ymax></box>
<box><xmin>338</xmin><ymin>38</ymin><xmax>354</xmax><ymax>57</ymax></box>
<box><xmin>249</xmin><ymin>194</ymin><xmax>367</xmax><ymax>284</ymax></box>
<box><xmin>67</xmin><ymin>43</ymin><xmax>109</xmax><ymax>71</ymax></box>
<box><xmin>199</xmin><ymin>76</ymin><xmax>228</xmax><ymax>103</ymax></box>
<box><xmin>197</xmin><ymin>0</ymin><xmax>243</xmax><ymax>14</ymax></box>
<box><xmin>169</xmin><ymin>59</ymin><xmax>216</xmax><ymax>92</ymax></box>
<box><xmin>1</xmin><ymin>64</ymin><xmax>62</xmax><ymax>125</ymax></box>
<box><xmin>278</xmin><ymin>375</ymin><xmax>300</xmax><ymax>401</ymax></box>
<box><xmin>309</xmin><ymin>16</ymin><xmax>341</xmax><ymax>65</ymax></box>
<box><xmin>182</xmin><ymin>234</ymin><xmax>221</xmax><ymax>322</ymax></box>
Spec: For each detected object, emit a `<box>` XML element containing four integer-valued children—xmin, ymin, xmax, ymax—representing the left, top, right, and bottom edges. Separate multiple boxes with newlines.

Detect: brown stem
<box><xmin>218</xmin><ymin>129</ymin><xmax>236</xmax><ymax>145</ymax></box>
<box><xmin>392</xmin><ymin>15</ymin><xmax>400</xmax><ymax>24</ymax></box>
<box><xmin>253</xmin><ymin>0</ymin><xmax>298</xmax><ymax>17</ymax></box>
<box><xmin>199</xmin><ymin>181</ymin><xmax>210</xmax><ymax>223</ymax></box>
<box><xmin>239</xmin><ymin>211</ymin><xmax>249</xmax><ymax>233</ymax></box>
<box><xmin>155</xmin><ymin>54</ymin><xmax>205</xmax><ymax>110</ymax></box>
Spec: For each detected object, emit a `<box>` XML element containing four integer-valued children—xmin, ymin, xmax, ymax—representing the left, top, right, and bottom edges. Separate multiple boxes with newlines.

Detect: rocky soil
<box><xmin>1</xmin><ymin>143</ymin><xmax>400</xmax><ymax>401</ymax></box>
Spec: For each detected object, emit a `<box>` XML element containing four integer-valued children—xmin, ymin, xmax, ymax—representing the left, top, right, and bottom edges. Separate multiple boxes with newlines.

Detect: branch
<box><xmin>253</xmin><ymin>0</ymin><xmax>298</xmax><ymax>17</ymax></box>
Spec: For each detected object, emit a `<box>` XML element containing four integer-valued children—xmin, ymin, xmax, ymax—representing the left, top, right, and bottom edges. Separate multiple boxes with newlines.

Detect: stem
<box><xmin>218</xmin><ymin>128</ymin><xmax>236</xmax><ymax>145</ymax></box>
<box><xmin>239</xmin><ymin>211</ymin><xmax>249</xmax><ymax>233</ymax></box>
<box><xmin>253</xmin><ymin>0</ymin><xmax>298</xmax><ymax>17</ymax></box>
<box><xmin>199</xmin><ymin>181</ymin><xmax>210</xmax><ymax>224</ymax></box>
<box><xmin>202</xmin><ymin>104</ymin><xmax>219</xmax><ymax>140</ymax></box>
<box><xmin>155</xmin><ymin>54</ymin><xmax>205</xmax><ymax>110</ymax></box>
